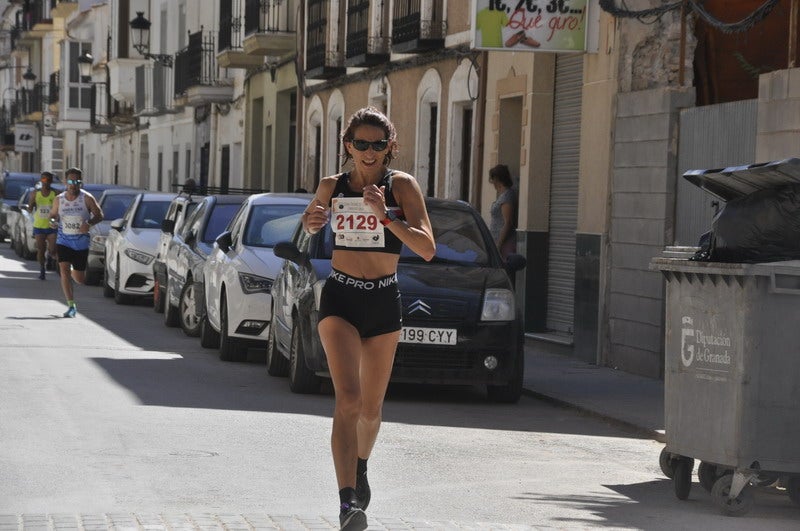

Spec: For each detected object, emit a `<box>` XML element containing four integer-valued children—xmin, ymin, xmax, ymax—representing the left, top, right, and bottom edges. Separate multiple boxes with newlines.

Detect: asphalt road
<box><xmin>0</xmin><ymin>245</ymin><xmax>797</xmax><ymax>529</ymax></box>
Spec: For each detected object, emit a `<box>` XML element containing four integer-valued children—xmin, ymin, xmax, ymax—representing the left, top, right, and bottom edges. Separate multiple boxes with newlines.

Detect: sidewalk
<box><xmin>521</xmin><ymin>336</ymin><xmax>666</xmax><ymax>443</ymax></box>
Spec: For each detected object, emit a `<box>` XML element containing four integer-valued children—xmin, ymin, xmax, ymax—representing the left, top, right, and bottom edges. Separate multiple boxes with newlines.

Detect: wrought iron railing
<box><xmin>345</xmin><ymin>0</ymin><xmax>369</xmax><ymax>59</ymax></box>
<box><xmin>174</xmin><ymin>30</ymin><xmax>217</xmax><ymax>97</ymax></box>
<box><xmin>392</xmin><ymin>0</ymin><xmax>445</xmax><ymax>46</ymax></box>
<box><xmin>306</xmin><ymin>0</ymin><xmax>329</xmax><ymax>71</ymax></box>
<box><xmin>219</xmin><ymin>0</ymin><xmax>244</xmax><ymax>51</ymax></box>
<box><xmin>244</xmin><ymin>0</ymin><xmax>260</xmax><ymax>35</ymax></box>
<box><xmin>261</xmin><ymin>0</ymin><xmax>294</xmax><ymax>33</ymax></box>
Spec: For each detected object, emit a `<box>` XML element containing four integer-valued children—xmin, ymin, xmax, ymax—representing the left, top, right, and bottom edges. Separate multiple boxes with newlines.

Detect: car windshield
<box><xmin>4</xmin><ymin>181</ymin><xmax>31</xmax><ymax>201</ymax></box>
<box><xmin>102</xmin><ymin>195</ymin><xmax>136</xmax><ymax>220</ymax></box>
<box><xmin>243</xmin><ymin>204</ymin><xmax>305</xmax><ymax>247</ymax></box>
<box><xmin>402</xmin><ymin>206</ymin><xmax>490</xmax><ymax>265</ymax></box>
<box><xmin>132</xmin><ymin>200</ymin><xmax>171</xmax><ymax>229</ymax></box>
<box><xmin>318</xmin><ymin>204</ymin><xmax>492</xmax><ymax>266</ymax></box>
<box><xmin>203</xmin><ymin>203</ymin><xmax>242</xmax><ymax>243</ymax></box>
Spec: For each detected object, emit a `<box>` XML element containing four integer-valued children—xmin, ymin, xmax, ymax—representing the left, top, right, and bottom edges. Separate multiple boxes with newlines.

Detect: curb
<box><xmin>521</xmin><ymin>387</ymin><xmax>667</xmax><ymax>444</ymax></box>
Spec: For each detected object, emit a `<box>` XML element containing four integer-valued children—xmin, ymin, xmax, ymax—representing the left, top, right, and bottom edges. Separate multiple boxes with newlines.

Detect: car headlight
<box><xmin>481</xmin><ymin>289</ymin><xmax>515</xmax><ymax>321</ymax></box>
<box><xmin>238</xmin><ymin>272</ymin><xmax>273</xmax><ymax>294</ymax></box>
<box><xmin>124</xmin><ymin>248</ymin><xmax>155</xmax><ymax>265</ymax></box>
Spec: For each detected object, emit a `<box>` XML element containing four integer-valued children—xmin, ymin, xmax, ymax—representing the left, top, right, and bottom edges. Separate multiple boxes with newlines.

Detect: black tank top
<box><xmin>331</xmin><ymin>171</ymin><xmax>403</xmax><ymax>254</ymax></box>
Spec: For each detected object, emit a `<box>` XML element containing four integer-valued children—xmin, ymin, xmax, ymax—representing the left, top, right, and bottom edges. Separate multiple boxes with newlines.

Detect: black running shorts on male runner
<box><xmin>56</xmin><ymin>244</ymin><xmax>88</xmax><ymax>271</ymax></box>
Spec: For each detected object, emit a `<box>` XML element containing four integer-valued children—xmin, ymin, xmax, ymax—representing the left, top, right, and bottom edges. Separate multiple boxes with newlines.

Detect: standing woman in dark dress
<box><xmin>488</xmin><ymin>164</ymin><xmax>518</xmax><ymax>261</ymax></box>
<box><xmin>302</xmin><ymin>107</ymin><xmax>436</xmax><ymax>530</ymax></box>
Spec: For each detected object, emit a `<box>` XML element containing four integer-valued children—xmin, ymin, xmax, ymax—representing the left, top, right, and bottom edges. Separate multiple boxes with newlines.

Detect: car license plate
<box><xmin>400</xmin><ymin>326</ymin><xmax>457</xmax><ymax>345</ymax></box>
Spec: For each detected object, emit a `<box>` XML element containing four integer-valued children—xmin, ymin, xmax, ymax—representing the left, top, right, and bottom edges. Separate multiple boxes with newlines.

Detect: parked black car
<box><xmin>163</xmin><ymin>194</ymin><xmax>248</xmax><ymax>336</ymax></box>
<box><xmin>268</xmin><ymin>198</ymin><xmax>527</xmax><ymax>402</ymax></box>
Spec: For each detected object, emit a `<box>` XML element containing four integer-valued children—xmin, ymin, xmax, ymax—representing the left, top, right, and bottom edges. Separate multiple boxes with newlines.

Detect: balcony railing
<box><xmin>392</xmin><ymin>0</ymin><xmax>445</xmax><ymax>53</ymax></box>
<box><xmin>261</xmin><ymin>0</ymin><xmax>293</xmax><ymax>33</ymax></box>
<box><xmin>305</xmin><ymin>0</ymin><xmax>344</xmax><ymax>78</ymax></box>
<box><xmin>345</xmin><ymin>0</ymin><xmax>389</xmax><ymax>67</ymax></box>
<box><xmin>175</xmin><ymin>30</ymin><xmax>217</xmax><ymax>97</ymax></box>
<box><xmin>244</xmin><ymin>0</ymin><xmax>259</xmax><ymax>35</ymax></box>
<box><xmin>219</xmin><ymin>0</ymin><xmax>243</xmax><ymax>51</ymax></box>
<box><xmin>15</xmin><ymin>83</ymin><xmax>47</xmax><ymax>118</ymax></box>
<box><xmin>20</xmin><ymin>0</ymin><xmax>52</xmax><ymax>31</ymax></box>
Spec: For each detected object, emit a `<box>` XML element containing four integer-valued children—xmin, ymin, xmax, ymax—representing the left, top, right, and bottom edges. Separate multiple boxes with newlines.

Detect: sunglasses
<box><xmin>67</xmin><ymin>179</ymin><xmax>82</xmax><ymax>185</ymax></box>
<box><xmin>350</xmin><ymin>139</ymin><xmax>389</xmax><ymax>152</ymax></box>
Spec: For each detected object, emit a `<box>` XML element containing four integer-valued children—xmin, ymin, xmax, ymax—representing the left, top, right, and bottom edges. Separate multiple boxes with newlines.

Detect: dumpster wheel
<box><xmin>698</xmin><ymin>461</ymin><xmax>722</xmax><ymax>492</ymax></box>
<box><xmin>711</xmin><ymin>474</ymin><xmax>754</xmax><ymax>516</ymax></box>
<box><xmin>787</xmin><ymin>477</ymin><xmax>800</xmax><ymax>507</ymax></box>
<box><xmin>673</xmin><ymin>456</ymin><xmax>694</xmax><ymax>500</ymax></box>
<box><xmin>659</xmin><ymin>448</ymin><xmax>676</xmax><ymax>479</ymax></box>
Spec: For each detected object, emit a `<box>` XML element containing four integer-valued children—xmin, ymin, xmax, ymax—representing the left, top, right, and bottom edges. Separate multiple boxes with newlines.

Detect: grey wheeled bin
<box><xmin>651</xmin><ymin>257</ymin><xmax>800</xmax><ymax>516</ymax></box>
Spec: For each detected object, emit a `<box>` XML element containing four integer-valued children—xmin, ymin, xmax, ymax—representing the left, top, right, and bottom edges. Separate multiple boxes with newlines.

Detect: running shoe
<box><xmin>356</xmin><ymin>473</ymin><xmax>371</xmax><ymax>511</ymax></box>
<box><xmin>39</xmin><ymin>268</ymin><xmax>45</xmax><ymax>280</ymax></box>
<box><xmin>339</xmin><ymin>503</ymin><xmax>367</xmax><ymax>531</ymax></box>
<box><xmin>63</xmin><ymin>306</ymin><xmax>77</xmax><ymax>318</ymax></box>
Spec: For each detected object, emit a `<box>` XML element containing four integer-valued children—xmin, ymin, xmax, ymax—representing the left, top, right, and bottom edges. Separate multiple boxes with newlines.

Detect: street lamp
<box><xmin>129</xmin><ymin>11</ymin><xmax>173</xmax><ymax>67</ymax></box>
<box><xmin>0</xmin><ymin>64</ymin><xmax>37</xmax><ymax>91</ymax></box>
<box><xmin>78</xmin><ymin>51</ymin><xmax>93</xmax><ymax>78</ymax></box>
<box><xmin>21</xmin><ymin>66</ymin><xmax>36</xmax><ymax>91</ymax></box>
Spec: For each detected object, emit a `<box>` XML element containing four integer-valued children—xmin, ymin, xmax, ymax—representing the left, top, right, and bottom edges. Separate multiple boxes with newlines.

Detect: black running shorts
<box><xmin>318</xmin><ymin>268</ymin><xmax>402</xmax><ymax>338</ymax></box>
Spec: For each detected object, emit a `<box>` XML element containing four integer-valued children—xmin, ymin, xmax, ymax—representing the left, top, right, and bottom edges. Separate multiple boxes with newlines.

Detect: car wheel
<box><xmin>179</xmin><ymin>281</ymin><xmax>201</xmax><ymax>337</ymax></box>
<box><xmin>153</xmin><ymin>277</ymin><xmax>165</xmax><ymax>313</ymax></box>
<box><xmin>487</xmin><ymin>346</ymin><xmax>524</xmax><ymax>403</ymax></box>
<box><xmin>200</xmin><ymin>314</ymin><xmax>220</xmax><ymax>349</ymax></box>
<box><xmin>288</xmin><ymin>316</ymin><xmax>321</xmax><ymax>394</ymax></box>
<box><xmin>266</xmin><ymin>315</ymin><xmax>289</xmax><ymax>377</ymax></box>
<box><xmin>14</xmin><ymin>236</ymin><xmax>23</xmax><ymax>257</ymax></box>
<box><xmin>84</xmin><ymin>268</ymin><xmax>101</xmax><ymax>286</ymax></box>
<box><xmin>114</xmin><ymin>256</ymin><xmax>133</xmax><ymax>305</ymax></box>
<box><xmin>163</xmin><ymin>278</ymin><xmax>179</xmax><ymax>327</ymax></box>
<box><xmin>102</xmin><ymin>255</ymin><xmax>114</xmax><ymax>298</ymax></box>
<box><xmin>219</xmin><ymin>295</ymin><xmax>245</xmax><ymax>362</ymax></box>
<box><xmin>22</xmin><ymin>238</ymin><xmax>36</xmax><ymax>260</ymax></box>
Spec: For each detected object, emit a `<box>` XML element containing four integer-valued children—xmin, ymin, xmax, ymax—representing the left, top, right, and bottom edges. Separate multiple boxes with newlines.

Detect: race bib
<box><xmin>331</xmin><ymin>197</ymin><xmax>384</xmax><ymax>248</ymax></box>
<box><xmin>62</xmin><ymin>214</ymin><xmax>84</xmax><ymax>235</ymax></box>
<box><xmin>37</xmin><ymin>205</ymin><xmax>51</xmax><ymax>218</ymax></box>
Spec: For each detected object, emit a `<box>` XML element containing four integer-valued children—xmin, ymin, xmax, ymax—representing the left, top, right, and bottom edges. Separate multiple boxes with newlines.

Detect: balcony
<box><xmin>51</xmin><ymin>0</ymin><xmax>79</xmax><ymax>18</ymax></box>
<box><xmin>17</xmin><ymin>83</ymin><xmax>46</xmax><ymax>122</ymax></box>
<box><xmin>174</xmin><ymin>30</ymin><xmax>233</xmax><ymax>107</ymax></box>
<box><xmin>392</xmin><ymin>0</ymin><xmax>445</xmax><ymax>54</ymax></box>
<box><xmin>217</xmin><ymin>0</ymin><xmax>263</xmax><ymax>69</ymax></box>
<box><xmin>305</xmin><ymin>0</ymin><xmax>344</xmax><ymax>80</ymax></box>
<box><xmin>242</xmin><ymin>0</ymin><xmax>296</xmax><ymax>58</ymax></box>
<box><xmin>17</xmin><ymin>0</ymin><xmax>53</xmax><ymax>43</ymax></box>
<box><xmin>344</xmin><ymin>0</ymin><xmax>389</xmax><ymax>67</ymax></box>
<box><xmin>135</xmin><ymin>62</ymin><xmax>176</xmax><ymax>116</ymax></box>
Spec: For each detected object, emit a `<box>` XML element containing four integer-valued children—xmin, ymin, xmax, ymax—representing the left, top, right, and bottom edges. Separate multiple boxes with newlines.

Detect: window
<box><xmin>68</xmin><ymin>42</ymin><xmax>92</xmax><ymax>109</ymax></box>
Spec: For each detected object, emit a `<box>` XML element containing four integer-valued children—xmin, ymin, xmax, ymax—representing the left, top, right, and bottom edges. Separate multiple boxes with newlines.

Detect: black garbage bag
<box><xmin>691</xmin><ymin>183</ymin><xmax>800</xmax><ymax>263</ymax></box>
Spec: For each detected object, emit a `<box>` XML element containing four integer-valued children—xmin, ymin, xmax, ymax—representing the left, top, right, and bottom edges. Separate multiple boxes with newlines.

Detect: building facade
<box><xmin>2</xmin><ymin>0</ymin><xmax>798</xmax><ymax>380</ymax></box>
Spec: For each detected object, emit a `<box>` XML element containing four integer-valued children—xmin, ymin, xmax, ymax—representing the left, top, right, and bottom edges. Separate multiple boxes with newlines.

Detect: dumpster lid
<box><xmin>683</xmin><ymin>157</ymin><xmax>800</xmax><ymax>202</ymax></box>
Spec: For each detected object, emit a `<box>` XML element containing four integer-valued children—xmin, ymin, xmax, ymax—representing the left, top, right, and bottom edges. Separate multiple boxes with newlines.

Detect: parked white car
<box><xmin>104</xmin><ymin>192</ymin><xmax>176</xmax><ymax>304</ymax></box>
<box><xmin>86</xmin><ymin>187</ymin><xmax>142</xmax><ymax>285</ymax></box>
<box><xmin>202</xmin><ymin>193</ymin><xmax>310</xmax><ymax>361</ymax></box>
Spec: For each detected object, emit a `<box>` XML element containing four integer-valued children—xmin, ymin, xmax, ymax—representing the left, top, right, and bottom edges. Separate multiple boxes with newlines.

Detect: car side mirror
<box><xmin>505</xmin><ymin>253</ymin><xmax>527</xmax><ymax>273</ymax></box>
<box><xmin>110</xmin><ymin>218</ymin><xmax>125</xmax><ymax>231</ymax></box>
<box><xmin>215</xmin><ymin>231</ymin><xmax>233</xmax><ymax>253</ymax></box>
<box><xmin>185</xmin><ymin>229</ymin><xmax>197</xmax><ymax>245</ymax></box>
<box><xmin>161</xmin><ymin>218</ymin><xmax>175</xmax><ymax>234</ymax></box>
<box><xmin>274</xmin><ymin>241</ymin><xmax>306</xmax><ymax>265</ymax></box>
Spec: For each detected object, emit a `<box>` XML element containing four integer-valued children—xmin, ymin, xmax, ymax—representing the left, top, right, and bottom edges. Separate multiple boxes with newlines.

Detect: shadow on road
<box><xmin>1</xmin><ymin>245</ymin><xmax>645</xmax><ymax>439</ymax></box>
